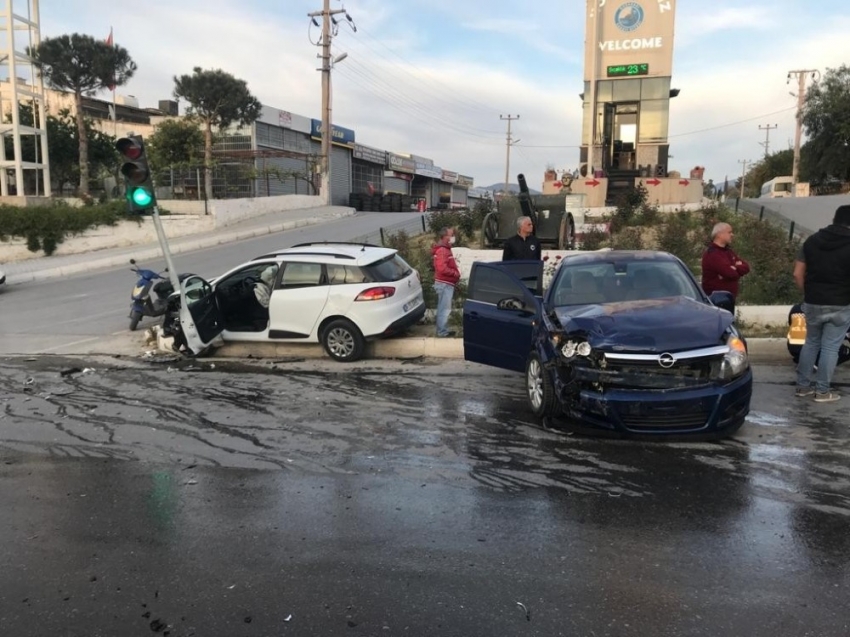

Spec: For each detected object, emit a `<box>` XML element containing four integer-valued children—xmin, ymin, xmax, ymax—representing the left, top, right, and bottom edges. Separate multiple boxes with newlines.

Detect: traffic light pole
<box><xmin>151</xmin><ymin>206</ymin><xmax>181</xmax><ymax>292</ymax></box>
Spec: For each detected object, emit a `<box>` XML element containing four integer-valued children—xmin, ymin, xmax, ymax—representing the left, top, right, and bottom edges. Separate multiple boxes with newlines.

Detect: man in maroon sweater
<box><xmin>701</xmin><ymin>222</ymin><xmax>750</xmax><ymax>307</ymax></box>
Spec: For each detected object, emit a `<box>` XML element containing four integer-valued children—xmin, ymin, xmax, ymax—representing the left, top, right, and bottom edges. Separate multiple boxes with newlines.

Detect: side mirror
<box><xmin>709</xmin><ymin>290</ymin><xmax>734</xmax><ymax>313</ymax></box>
<box><xmin>497</xmin><ymin>297</ymin><xmax>526</xmax><ymax>311</ymax></box>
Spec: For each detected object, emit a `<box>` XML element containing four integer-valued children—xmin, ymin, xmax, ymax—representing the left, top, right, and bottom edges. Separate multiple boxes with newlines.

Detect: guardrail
<box><xmin>733</xmin><ymin>198</ymin><xmax>814</xmax><ymax>242</ymax></box>
<box><xmin>349</xmin><ymin>213</ymin><xmax>432</xmax><ymax>246</ymax></box>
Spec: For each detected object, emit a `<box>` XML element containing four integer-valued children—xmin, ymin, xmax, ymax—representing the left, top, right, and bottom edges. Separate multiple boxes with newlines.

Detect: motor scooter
<box><xmin>128</xmin><ymin>259</ymin><xmax>189</xmax><ymax>331</ymax></box>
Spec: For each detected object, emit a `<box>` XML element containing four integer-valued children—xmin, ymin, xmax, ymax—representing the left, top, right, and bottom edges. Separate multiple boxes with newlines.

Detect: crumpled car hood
<box><xmin>552</xmin><ymin>297</ymin><xmax>733</xmax><ymax>353</ymax></box>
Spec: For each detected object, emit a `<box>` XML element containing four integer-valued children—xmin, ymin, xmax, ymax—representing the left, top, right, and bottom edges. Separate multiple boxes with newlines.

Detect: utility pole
<box><xmin>758</xmin><ymin>123</ymin><xmax>778</xmax><ymax>157</ymax></box>
<box><xmin>787</xmin><ymin>69</ymin><xmax>819</xmax><ymax>196</ymax></box>
<box><xmin>308</xmin><ymin>0</ymin><xmax>352</xmax><ymax>206</ymax></box>
<box><xmin>500</xmin><ymin>114</ymin><xmax>520</xmax><ymax>193</ymax></box>
<box><xmin>738</xmin><ymin>159</ymin><xmax>751</xmax><ymax>198</ymax></box>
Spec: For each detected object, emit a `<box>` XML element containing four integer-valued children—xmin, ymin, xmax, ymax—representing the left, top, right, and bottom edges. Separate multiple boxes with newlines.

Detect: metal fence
<box><xmin>732</xmin><ymin>198</ymin><xmax>815</xmax><ymax>241</ymax></box>
<box><xmin>349</xmin><ymin>214</ymin><xmax>432</xmax><ymax>246</ymax></box>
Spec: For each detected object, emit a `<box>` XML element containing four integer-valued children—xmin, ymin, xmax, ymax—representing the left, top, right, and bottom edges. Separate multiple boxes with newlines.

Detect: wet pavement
<box><xmin>1</xmin><ymin>355</ymin><xmax>848</xmax><ymax>636</ymax></box>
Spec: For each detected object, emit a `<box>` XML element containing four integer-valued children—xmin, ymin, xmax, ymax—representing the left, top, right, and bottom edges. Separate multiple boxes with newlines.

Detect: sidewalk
<box><xmin>2</xmin><ymin>205</ymin><xmax>356</xmax><ymax>284</ymax></box>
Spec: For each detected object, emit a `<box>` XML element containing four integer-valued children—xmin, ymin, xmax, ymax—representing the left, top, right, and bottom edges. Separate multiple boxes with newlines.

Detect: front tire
<box><xmin>322</xmin><ymin>319</ymin><xmax>365</xmax><ymax>362</ymax></box>
<box><xmin>526</xmin><ymin>353</ymin><xmax>561</xmax><ymax>419</ymax></box>
<box><xmin>129</xmin><ymin>309</ymin><xmax>142</xmax><ymax>331</ymax></box>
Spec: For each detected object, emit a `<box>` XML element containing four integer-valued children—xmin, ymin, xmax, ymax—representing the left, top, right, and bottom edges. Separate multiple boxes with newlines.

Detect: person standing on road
<box><xmin>701</xmin><ymin>222</ymin><xmax>750</xmax><ymax>309</ymax></box>
<box><xmin>431</xmin><ymin>227</ymin><xmax>460</xmax><ymax>338</ymax></box>
<box><xmin>793</xmin><ymin>204</ymin><xmax>850</xmax><ymax>403</ymax></box>
<box><xmin>502</xmin><ymin>216</ymin><xmax>542</xmax><ymax>261</ymax></box>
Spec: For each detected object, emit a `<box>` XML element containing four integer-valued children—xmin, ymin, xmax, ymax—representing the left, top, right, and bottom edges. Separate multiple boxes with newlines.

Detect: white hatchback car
<box><xmin>176</xmin><ymin>242</ymin><xmax>426</xmax><ymax>362</ymax></box>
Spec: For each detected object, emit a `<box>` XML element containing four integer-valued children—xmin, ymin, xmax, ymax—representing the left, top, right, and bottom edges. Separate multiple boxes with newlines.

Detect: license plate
<box><xmin>404</xmin><ymin>294</ymin><xmax>423</xmax><ymax>313</ymax></box>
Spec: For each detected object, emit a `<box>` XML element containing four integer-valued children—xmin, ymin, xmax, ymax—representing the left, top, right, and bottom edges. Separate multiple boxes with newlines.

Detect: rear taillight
<box><xmin>355</xmin><ymin>287</ymin><xmax>396</xmax><ymax>301</ymax></box>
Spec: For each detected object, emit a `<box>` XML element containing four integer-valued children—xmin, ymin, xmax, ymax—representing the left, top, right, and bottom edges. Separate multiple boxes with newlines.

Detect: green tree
<box><xmin>802</xmin><ymin>64</ymin><xmax>850</xmax><ymax>181</ymax></box>
<box><xmin>173</xmin><ymin>67</ymin><xmax>263</xmax><ymax>200</ymax></box>
<box><xmin>745</xmin><ymin>148</ymin><xmax>795</xmax><ymax>195</ymax></box>
<box><xmin>27</xmin><ymin>33</ymin><xmax>136</xmax><ymax>196</ymax></box>
<box><xmin>146</xmin><ymin>118</ymin><xmax>205</xmax><ymax>171</ymax></box>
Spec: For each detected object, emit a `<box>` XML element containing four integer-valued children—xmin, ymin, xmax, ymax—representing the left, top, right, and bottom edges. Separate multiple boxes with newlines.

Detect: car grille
<box><xmin>616</xmin><ymin>398</ymin><xmax>713</xmax><ymax>431</ymax></box>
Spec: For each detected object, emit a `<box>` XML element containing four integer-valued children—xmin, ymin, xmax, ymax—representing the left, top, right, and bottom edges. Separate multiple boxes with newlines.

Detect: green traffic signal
<box><xmin>132</xmin><ymin>187</ymin><xmax>153</xmax><ymax>207</ymax></box>
<box><xmin>116</xmin><ymin>134</ymin><xmax>157</xmax><ymax>214</ymax></box>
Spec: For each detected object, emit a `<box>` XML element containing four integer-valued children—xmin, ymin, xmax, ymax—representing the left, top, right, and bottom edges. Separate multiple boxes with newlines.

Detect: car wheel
<box><xmin>322</xmin><ymin>319</ymin><xmax>365</xmax><ymax>362</ymax></box>
<box><xmin>526</xmin><ymin>353</ymin><xmax>561</xmax><ymax>418</ymax></box>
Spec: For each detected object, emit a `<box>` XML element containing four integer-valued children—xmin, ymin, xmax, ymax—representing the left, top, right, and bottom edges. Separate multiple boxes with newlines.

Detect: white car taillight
<box><xmin>355</xmin><ymin>287</ymin><xmax>396</xmax><ymax>301</ymax></box>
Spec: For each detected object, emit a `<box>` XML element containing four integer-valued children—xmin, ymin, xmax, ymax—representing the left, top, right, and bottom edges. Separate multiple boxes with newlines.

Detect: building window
<box><xmin>640</xmin><ymin>77</ymin><xmax>671</xmax><ymax>100</ymax></box>
<box><xmin>638</xmin><ymin>100</ymin><xmax>669</xmax><ymax>143</ymax></box>
<box><xmin>351</xmin><ymin>160</ymin><xmax>383</xmax><ymax>194</ymax></box>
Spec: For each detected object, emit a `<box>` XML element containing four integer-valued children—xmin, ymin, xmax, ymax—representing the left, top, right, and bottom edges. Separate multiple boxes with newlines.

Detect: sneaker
<box><xmin>813</xmin><ymin>391</ymin><xmax>840</xmax><ymax>403</ymax></box>
<box><xmin>795</xmin><ymin>387</ymin><xmax>815</xmax><ymax>398</ymax></box>
<box><xmin>436</xmin><ymin>330</ymin><xmax>457</xmax><ymax>338</ymax></box>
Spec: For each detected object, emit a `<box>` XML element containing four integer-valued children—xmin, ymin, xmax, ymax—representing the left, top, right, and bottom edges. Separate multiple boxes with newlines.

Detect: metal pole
<box><xmin>788</xmin><ymin>221</ymin><xmax>795</xmax><ymax>241</ymax></box>
<box><xmin>500</xmin><ymin>114</ymin><xmax>519</xmax><ymax>193</ymax></box>
<box><xmin>320</xmin><ymin>0</ymin><xmax>332</xmax><ymax>206</ymax></box>
<box><xmin>788</xmin><ymin>69</ymin><xmax>819</xmax><ymax>196</ymax></box>
<box><xmin>151</xmin><ymin>207</ymin><xmax>181</xmax><ymax>292</ymax></box>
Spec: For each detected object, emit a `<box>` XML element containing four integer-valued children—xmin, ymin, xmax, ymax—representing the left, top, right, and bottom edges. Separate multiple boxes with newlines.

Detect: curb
<box><xmin>155</xmin><ymin>327</ymin><xmax>790</xmax><ymax>363</ymax></box>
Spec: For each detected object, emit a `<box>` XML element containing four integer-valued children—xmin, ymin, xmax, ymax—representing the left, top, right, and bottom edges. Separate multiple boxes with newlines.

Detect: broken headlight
<box><xmin>553</xmin><ymin>336</ymin><xmax>592</xmax><ymax>359</ymax></box>
<box><xmin>710</xmin><ymin>336</ymin><xmax>749</xmax><ymax>381</ymax></box>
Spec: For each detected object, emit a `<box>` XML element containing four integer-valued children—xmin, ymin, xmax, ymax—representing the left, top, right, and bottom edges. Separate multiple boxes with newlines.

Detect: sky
<box><xmin>27</xmin><ymin>0</ymin><xmax>850</xmax><ymax>189</ymax></box>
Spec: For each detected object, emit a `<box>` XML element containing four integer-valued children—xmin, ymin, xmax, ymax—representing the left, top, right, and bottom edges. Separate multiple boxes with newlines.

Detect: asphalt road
<box><xmin>1</xmin><ymin>355</ymin><xmax>848</xmax><ymax>636</ymax></box>
<box><xmin>0</xmin><ymin>211</ymin><xmax>424</xmax><ymax>356</ymax></box>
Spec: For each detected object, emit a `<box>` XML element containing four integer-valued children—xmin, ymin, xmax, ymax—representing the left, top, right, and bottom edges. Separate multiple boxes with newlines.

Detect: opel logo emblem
<box><xmin>658</xmin><ymin>353</ymin><xmax>676</xmax><ymax>368</ymax></box>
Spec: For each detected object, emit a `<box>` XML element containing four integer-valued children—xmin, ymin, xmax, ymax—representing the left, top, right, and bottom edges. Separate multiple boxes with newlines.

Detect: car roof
<box><xmin>252</xmin><ymin>242</ymin><xmax>398</xmax><ymax>266</ymax></box>
<box><xmin>560</xmin><ymin>250</ymin><xmax>680</xmax><ymax>265</ymax></box>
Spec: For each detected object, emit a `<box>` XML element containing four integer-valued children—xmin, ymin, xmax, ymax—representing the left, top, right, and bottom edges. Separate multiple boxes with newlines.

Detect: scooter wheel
<box><xmin>129</xmin><ymin>310</ymin><xmax>143</xmax><ymax>331</ymax></box>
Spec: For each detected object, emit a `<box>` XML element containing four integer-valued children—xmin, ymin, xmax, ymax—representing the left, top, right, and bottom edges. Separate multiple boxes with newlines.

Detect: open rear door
<box><xmin>178</xmin><ymin>275</ymin><xmax>224</xmax><ymax>355</ymax></box>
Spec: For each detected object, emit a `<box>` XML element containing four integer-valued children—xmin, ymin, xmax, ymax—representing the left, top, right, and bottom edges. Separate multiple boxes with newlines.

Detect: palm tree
<box><xmin>173</xmin><ymin>67</ymin><xmax>263</xmax><ymax>200</ymax></box>
<box><xmin>28</xmin><ymin>33</ymin><xmax>136</xmax><ymax>196</ymax></box>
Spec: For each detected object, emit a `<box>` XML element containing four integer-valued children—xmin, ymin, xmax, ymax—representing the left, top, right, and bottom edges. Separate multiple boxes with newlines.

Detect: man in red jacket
<box><xmin>431</xmin><ymin>226</ymin><xmax>461</xmax><ymax>337</ymax></box>
<box><xmin>701</xmin><ymin>222</ymin><xmax>750</xmax><ymax>309</ymax></box>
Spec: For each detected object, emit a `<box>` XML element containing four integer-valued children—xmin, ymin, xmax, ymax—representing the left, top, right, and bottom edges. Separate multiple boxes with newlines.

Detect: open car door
<box><xmin>463</xmin><ymin>260</ymin><xmax>543</xmax><ymax>373</ymax></box>
<box><xmin>178</xmin><ymin>275</ymin><xmax>224</xmax><ymax>355</ymax></box>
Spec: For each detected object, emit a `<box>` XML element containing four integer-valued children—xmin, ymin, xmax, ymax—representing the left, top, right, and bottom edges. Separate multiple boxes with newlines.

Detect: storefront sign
<box><xmin>353</xmin><ymin>144</ymin><xmax>386</xmax><ymax>164</ymax></box>
<box><xmin>384</xmin><ymin>170</ymin><xmax>413</xmax><ymax>181</ymax></box>
<box><xmin>310</xmin><ymin>119</ymin><xmax>356</xmax><ymax>147</ymax></box>
<box><xmin>415</xmin><ymin>164</ymin><xmax>443</xmax><ymax>179</ymax></box>
<box><xmin>387</xmin><ymin>153</ymin><xmax>416</xmax><ymax>174</ymax></box>
<box><xmin>457</xmin><ymin>174</ymin><xmax>474</xmax><ymax>187</ymax></box>
<box><xmin>441</xmin><ymin>170</ymin><xmax>458</xmax><ymax>184</ymax></box>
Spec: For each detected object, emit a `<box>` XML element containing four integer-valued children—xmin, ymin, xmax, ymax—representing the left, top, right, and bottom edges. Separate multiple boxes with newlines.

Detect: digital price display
<box><xmin>607</xmin><ymin>63</ymin><xmax>649</xmax><ymax>77</ymax></box>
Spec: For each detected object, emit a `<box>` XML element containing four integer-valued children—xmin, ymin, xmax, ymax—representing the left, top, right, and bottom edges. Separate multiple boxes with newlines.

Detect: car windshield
<box><xmin>549</xmin><ymin>260</ymin><xmax>702</xmax><ymax>306</ymax></box>
<box><xmin>361</xmin><ymin>254</ymin><xmax>413</xmax><ymax>282</ymax></box>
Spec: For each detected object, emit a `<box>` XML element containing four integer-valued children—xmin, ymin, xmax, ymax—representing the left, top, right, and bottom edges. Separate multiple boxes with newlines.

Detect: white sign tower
<box><xmin>0</xmin><ymin>0</ymin><xmax>51</xmax><ymax>198</ymax></box>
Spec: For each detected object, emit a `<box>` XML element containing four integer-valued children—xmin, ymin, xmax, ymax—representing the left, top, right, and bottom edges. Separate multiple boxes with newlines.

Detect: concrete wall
<box><xmin>0</xmin><ymin>215</ymin><xmax>214</xmax><ymax>262</ymax></box>
<box><xmin>156</xmin><ymin>194</ymin><xmax>323</xmax><ymax>227</ymax></box>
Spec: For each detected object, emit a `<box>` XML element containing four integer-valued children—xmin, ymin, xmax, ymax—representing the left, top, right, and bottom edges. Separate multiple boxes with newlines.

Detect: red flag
<box><xmin>105</xmin><ymin>28</ymin><xmax>115</xmax><ymax>91</ymax></box>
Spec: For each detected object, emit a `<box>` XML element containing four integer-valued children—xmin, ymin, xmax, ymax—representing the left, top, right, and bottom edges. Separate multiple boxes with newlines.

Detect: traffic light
<box><xmin>116</xmin><ymin>135</ymin><xmax>156</xmax><ymax>213</ymax></box>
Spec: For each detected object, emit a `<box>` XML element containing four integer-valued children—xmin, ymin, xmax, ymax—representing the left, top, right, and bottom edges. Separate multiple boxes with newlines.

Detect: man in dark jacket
<box><xmin>502</xmin><ymin>216</ymin><xmax>542</xmax><ymax>261</ymax></box>
<box><xmin>793</xmin><ymin>204</ymin><xmax>850</xmax><ymax>403</ymax></box>
<box><xmin>701</xmin><ymin>222</ymin><xmax>750</xmax><ymax>306</ymax></box>
<box><xmin>431</xmin><ymin>227</ymin><xmax>461</xmax><ymax>337</ymax></box>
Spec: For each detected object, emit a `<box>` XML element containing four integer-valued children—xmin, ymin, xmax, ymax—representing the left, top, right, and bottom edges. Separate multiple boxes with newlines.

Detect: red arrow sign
<box><xmin>585</xmin><ymin>179</ymin><xmax>600</xmax><ymax>187</ymax></box>
<box><xmin>646</xmin><ymin>178</ymin><xmax>661</xmax><ymax>186</ymax></box>
<box><xmin>553</xmin><ymin>181</ymin><xmax>562</xmax><ymax>188</ymax></box>
<box><xmin>679</xmin><ymin>179</ymin><xmax>690</xmax><ymax>186</ymax></box>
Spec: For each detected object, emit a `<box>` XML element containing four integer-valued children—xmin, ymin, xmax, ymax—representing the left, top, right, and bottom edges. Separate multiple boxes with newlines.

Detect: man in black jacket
<box><xmin>793</xmin><ymin>204</ymin><xmax>850</xmax><ymax>403</ymax></box>
<box><xmin>502</xmin><ymin>216</ymin><xmax>542</xmax><ymax>261</ymax></box>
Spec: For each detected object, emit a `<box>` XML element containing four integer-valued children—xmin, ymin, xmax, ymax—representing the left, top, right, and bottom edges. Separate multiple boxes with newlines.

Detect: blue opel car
<box><xmin>462</xmin><ymin>251</ymin><xmax>753</xmax><ymax>438</ymax></box>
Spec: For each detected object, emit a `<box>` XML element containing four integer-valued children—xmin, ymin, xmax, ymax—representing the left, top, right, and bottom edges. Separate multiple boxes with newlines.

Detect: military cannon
<box><xmin>481</xmin><ymin>173</ymin><xmax>579</xmax><ymax>250</ymax></box>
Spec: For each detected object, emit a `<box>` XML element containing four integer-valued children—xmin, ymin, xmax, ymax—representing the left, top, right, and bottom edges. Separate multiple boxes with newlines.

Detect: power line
<box><xmin>669</xmin><ymin>107</ymin><xmax>796</xmax><ymax>139</ymax></box>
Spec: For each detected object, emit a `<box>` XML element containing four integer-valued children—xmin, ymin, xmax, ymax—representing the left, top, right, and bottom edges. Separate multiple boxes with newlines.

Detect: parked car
<box><xmin>463</xmin><ymin>251</ymin><xmax>753</xmax><ymax>438</ymax></box>
<box><xmin>174</xmin><ymin>242</ymin><xmax>426</xmax><ymax>362</ymax></box>
<box><xmin>786</xmin><ymin>303</ymin><xmax>850</xmax><ymax>365</ymax></box>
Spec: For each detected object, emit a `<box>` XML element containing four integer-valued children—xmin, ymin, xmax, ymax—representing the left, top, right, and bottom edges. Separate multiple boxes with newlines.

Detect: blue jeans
<box><xmin>796</xmin><ymin>303</ymin><xmax>850</xmax><ymax>394</ymax></box>
<box><xmin>434</xmin><ymin>281</ymin><xmax>454</xmax><ymax>336</ymax></box>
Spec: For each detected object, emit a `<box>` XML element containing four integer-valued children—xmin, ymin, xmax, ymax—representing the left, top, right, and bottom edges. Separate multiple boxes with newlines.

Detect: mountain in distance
<box><xmin>480</xmin><ymin>182</ymin><xmax>541</xmax><ymax>195</ymax></box>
